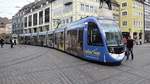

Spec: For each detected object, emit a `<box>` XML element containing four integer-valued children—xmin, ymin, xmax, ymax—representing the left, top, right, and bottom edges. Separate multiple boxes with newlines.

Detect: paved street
<box><xmin>0</xmin><ymin>44</ymin><xmax>150</xmax><ymax>84</ymax></box>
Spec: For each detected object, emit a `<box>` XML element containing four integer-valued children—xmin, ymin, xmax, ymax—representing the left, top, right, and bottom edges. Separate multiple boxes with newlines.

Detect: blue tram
<box><xmin>22</xmin><ymin>16</ymin><xmax>125</xmax><ymax>64</ymax></box>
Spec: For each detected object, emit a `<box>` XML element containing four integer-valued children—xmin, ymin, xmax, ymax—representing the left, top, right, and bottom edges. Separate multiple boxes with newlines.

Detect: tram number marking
<box><xmin>85</xmin><ymin>50</ymin><xmax>100</xmax><ymax>56</ymax></box>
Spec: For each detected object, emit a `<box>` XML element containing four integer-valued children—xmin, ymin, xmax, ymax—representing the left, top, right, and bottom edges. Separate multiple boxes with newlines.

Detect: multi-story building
<box><xmin>12</xmin><ymin>2</ymin><xmax>33</xmax><ymax>35</ymax></box>
<box><xmin>0</xmin><ymin>17</ymin><xmax>11</xmax><ymax>34</ymax></box>
<box><xmin>5</xmin><ymin>21</ymin><xmax>12</xmax><ymax>34</ymax></box>
<box><xmin>117</xmin><ymin>0</ymin><xmax>144</xmax><ymax>43</ymax></box>
<box><xmin>12</xmin><ymin>0</ymin><xmax>120</xmax><ymax>35</ymax></box>
<box><xmin>144</xmin><ymin>0</ymin><xmax>150</xmax><ymax>42</ymax></box>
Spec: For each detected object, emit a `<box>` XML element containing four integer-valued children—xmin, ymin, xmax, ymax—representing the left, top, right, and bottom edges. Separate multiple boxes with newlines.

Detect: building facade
<box><xmin>144</xmin><ymin>0</ymin><xmax>150</xmax><ymax>42</ymax></box>
<box><xmin>12</xmin><ymin>0</ymin><xmax>120</xmax><ymax>35</ymax></box>
<box><xmin>0</xmin><ymin>17</ymin><xmax>11</xmax><ymax>34</ymax></box>
<box><xmin>117</xmin><ymin>0</ymin><xmax>144</xmax><ymax>43</ymax></box>
<box><xmin>5</xmin><ymin>21</ymin><xmax>12</xmax><ymax>34</ymax></box>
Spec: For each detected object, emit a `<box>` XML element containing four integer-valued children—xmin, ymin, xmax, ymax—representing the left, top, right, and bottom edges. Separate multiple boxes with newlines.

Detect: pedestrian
<box><xmin>126</xmin><ymin>36</ymin><xmax>134</xmax><ymax>60</ymax></box>
<box><xmin>123</xmin><ymin>36</ymin><xmax>127</xmax><ymax>46</ymax></box>
<box><xmin>10</xmin><ymin>39</ymin><xmax>14</xmax><ymax>48</ymax></box>
<box><xmin>14</xmin><ymin>40</ymin><xmax>17</xmax><ymax>45</ymax></box>
<box><xmin>0</xmin><ymin>39</ymin><xmax>4</xmax><ymax>48</ymax></box>
<box><xmin>0</xmin><ymin>38</ymin><xmax>2</xmax><ymax>48</ymax></box>
<box><xmin>122</xmin><ymin>36</ymin><xmax>128</xmax><ymax>56</ymax></box>
<box><xmin>139</xmin><ymin>38</ymin><xmax>142</xmax><ymax>45</ymax></box>
<box><xmin>139</xmin><ymin>32</ymin><xmax>142</xmax><ymax>45</ymax></box>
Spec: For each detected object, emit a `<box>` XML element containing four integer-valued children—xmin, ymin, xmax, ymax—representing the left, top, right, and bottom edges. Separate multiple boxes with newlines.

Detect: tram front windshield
<box><xmin>99</xmin><ymin>20</ymin><xmax>123</xmax><ymax>46</ymax></box>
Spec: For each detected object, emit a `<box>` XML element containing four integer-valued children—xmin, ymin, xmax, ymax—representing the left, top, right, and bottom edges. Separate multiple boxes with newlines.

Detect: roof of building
<box><xmin>15</xmin><ymin>0</ymin><xmax>54</xmax><ymax>16</ymax></box>
<box><xmin>0</xmin><ymin>17</ymin><xmax>10</xmax><ymax>24</ymax></box>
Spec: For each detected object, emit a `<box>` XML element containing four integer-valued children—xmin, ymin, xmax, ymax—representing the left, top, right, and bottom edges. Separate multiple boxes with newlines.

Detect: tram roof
<box><xmin>55</xmin><ymin>16</ymin><xmax>115</xmax><ymax>31</ymax></box>
<box><xmin>69</xmin><ymin>16</ymin><xmax>114</xmax><ymax>25</ymax></box>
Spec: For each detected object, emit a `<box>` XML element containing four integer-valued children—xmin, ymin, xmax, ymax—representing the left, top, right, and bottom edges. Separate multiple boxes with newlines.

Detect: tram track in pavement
<box><xmin>108</xmin><ymin>64</ymin><xmax>150</xmax><ymax>84</ymax></box>
<box><xmin>88</xmin><ymin>65</ymin><xmax>150</xmax><ymax>84</ymax></box>
<box><xmin>0</xmin><ymin>45</ymin><xmax>40</xmax><ymax>57</ymax></box>
<box><xmin>0</xmin><ymin>47</ymin><xmax>16</xmax><ymax>56</ymax></box>
<box><xmin>42</xmin><ymin>50</ymin><xmax>90</xmax><ymax>84</ymax></box>
<box><xmin>0</xmin><ymin>47</ymin><xmax>49</xmax><ymax>70</ymax></box>
<box><xmin>0</xmin><ymin>44</ymin><xmax>149</xmax><ymax>84</ymax></box>
<box><xmin>2</xmin><ymin>48</ymin><xmax>41</xmax><ymax>62</ymax></box>
<box><xmin>0</xmin><ymin>48</ymin><xmax>77</xmax><ymax>84</ymax></box>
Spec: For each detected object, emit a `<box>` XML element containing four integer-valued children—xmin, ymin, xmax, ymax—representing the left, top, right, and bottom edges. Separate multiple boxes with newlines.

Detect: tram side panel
<box><xmin>32</xmin><ymin>36</ymin><xmax>38</xmax><ymax>46</ymax></box>
<box><xmin>25</xmin><ymin>36</ymin><xmax>31</xmax><ymax>45</ymax></box>
<box><xmin>56</xmin><ymin>32</ymin><xmax>65</xmax><ymax>51</ymax></box>
<box><xmin>43</xmin><ymin>35</ymin><xmax>47</xmax><ymax>47</ymax></box>
<box><xmin>47</xmin><ymin>34</ymin><xmax>54</xmax><ymax>48</ymax></box>
<box><xmin>54</xmin><ymin>32</ymin><xmax>60</xmax><ymax>49</ymax></box>
<box><xmin>38</xmin><ymin>35</ymin><xmax>44</xmax><ymax>46</ymax></box>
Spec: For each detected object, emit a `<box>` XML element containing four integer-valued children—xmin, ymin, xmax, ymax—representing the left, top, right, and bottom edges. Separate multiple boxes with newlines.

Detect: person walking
<box><xmin>0</xmin><ymin>39</ymin><xmax>2</xmax><ymax>48</ymax></box>
<box><xmin>139</xmin><ymin>38</ymin><xmax>142</xmax><ymax>45</ymax></box>
<box><xmin>10</xmin><ymin>39</ymin><xmax>14</xmax><ymax>48</ymax></box>
<box><xmin>0</xmin><ymin>39</ymin><xmax>4</xmax><ymax>48</ymax></box>
<box><xmin>126</xmin><ymin>36</ymin><xmax>134</xmax><ymax>60</ymax></box>
<box><xmin>123</xmin><ymin>36</ymin><xmax>127</xmax><ymax>46</ymax></box>
<box><xmin>14</xmin><ymin>40</ymin><xmax>17</xmax><ymax>45</ymax></box>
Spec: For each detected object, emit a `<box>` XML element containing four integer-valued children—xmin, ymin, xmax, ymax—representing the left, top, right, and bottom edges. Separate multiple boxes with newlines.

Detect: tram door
<box><xmin>84</xmin><ymin>22</ymin><xmax>105</xmax><ymax>60</ymax></box>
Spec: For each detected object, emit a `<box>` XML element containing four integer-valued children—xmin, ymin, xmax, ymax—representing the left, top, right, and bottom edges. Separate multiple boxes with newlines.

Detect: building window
<box><xmin>70</xmin><ymin>17</ymin><xmax>73</xmax><ymax>22</ymax></box>
<box><xmin>122</xmin><ymin>2</ymin><xmax>127</xmax><ymax>7</ymax></box>
<box><xmin>39</xmin><ymin>27</ymin><xmax>43</xmax><ymax>32</ymax></box>
<box><xmin>33</xmin><ymin>13</ymin><xmax>37</xmax><ymax>26</ymax></box>
<box><xmin>66</xmin><ymin>19</ymin><xmax>69</xmax><ymax>23</ymax></box>
<box><xmin>122</xmin><ymin>11</ymin><xmax>127</xmax><ymax>16</ymax></box>
<box><xmin>90</xmin><ymin>6</ymin><xmax>94</xmax><ymax>12</ymax></box>
<box><xmin>28</xmin><ymin>15</ymin><xmax>32</xmax><ymax>27</ymax></box>
<box><xmin>45</xmin><ymin>25</ymin><xmax>49</xmax><ymax>31</ymax></box>
<box><xmin>85</xmin><ymin>5</ymin><xmax>89</xmax><ymax>12</ymax></box>
<box><xmin>29</xmin><ymin>28</ymin><xmax>32</xmax><ymax>33</ymax></box>
<box><xmin>39</xmin><ymin>11</ymin><xmax>43</xmax><ymax>25</ymax></box>
<box><xmin>24</xmin><ymin>29</ymin><xmax>27</xmax><ymax>33</ymax></box>
<box><xmin>62</xmin><ymin>20</ymin><xmax>65</xmax><ymax>25</ymax></box>
<box><xmin>122</xmin><ymin>21</ymin><xmax>127</xmax><ymax>26</ymax></box>
<box><xmin>24</xmin><ymin>17</ymin><xmax>27</xmax><ymax>27</ymax></box>
<box><xmin>34</xmin><ymin>28</ymin><xmax>37</xmax><ymax>33</ymax></box>
<box><xmin>134</xmin><ymin>20</ymin><xmax>136</xmax><ymax>26</ymax></box>
<box><xmin>45</xmin><ymin>8</ymin><xmax>50</xmax><ymax>23</ymax></box>
<box><xmin>81</xmin><ymin>4</ymin><xmax>84</xmax><ymax>11</ymax></box>
<box><xmin>64</xmin><ymin>2</ymin><xmax>73</xmax><ymax>13</ymax></box>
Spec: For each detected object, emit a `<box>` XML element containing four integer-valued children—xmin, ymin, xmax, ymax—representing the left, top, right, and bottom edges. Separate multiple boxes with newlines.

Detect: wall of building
<box><xmin>14</xmin><ymin>0</ymin><xmax>120</xmax><ymax>35</ymax></box>
<box><xmin>0</xmin><ymin>18</ymin><xmax>11</xmax><ymax>34</ymax></box>
<box><xmin>144</xmin><ymin>0</ymin><xmax>150</xmax><ymax>42</ymax></box>
<box><xmin>117</xmin><ymin>0</ymin><xmax>144</xmax><ymax>44</ymax></box>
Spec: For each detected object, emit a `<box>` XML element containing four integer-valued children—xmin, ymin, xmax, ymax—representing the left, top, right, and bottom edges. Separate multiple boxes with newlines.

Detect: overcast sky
<box><xmin>0</xmin><ymin>0</ymin><xmax>35</xmax><ymax>19</ymax></box>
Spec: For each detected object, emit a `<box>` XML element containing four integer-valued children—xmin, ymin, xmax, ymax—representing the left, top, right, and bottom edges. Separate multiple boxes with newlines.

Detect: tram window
<box><xmin>88</xmin><ymin>22</ymin><xmax>103</xmax><ymax>46</ymax></box>
<box><xmin>78</xmin><ymin>28</ymin><xmax>83</xmax><ymax>50</ymax></box>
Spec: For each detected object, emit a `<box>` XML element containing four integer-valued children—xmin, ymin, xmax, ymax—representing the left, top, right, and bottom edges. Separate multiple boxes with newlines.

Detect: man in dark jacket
<box><xmin>10</xmin><ymin>39</ymin><xmax>14</xmax><ymax>48</ymax></box>
<box><xmin>0</xmin><ymin>39</ymin><xmax>4</xmax><ymax>48</ymax></box>
<box><xmin>126</xmin><ymin>36</ymin><xmax>134</xmax><ymax>60</ymax></box>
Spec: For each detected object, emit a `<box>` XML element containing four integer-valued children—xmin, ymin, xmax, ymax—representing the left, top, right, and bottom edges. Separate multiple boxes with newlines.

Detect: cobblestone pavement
<box><xmin>0</xmin><ymin>44</ymin><xmax>150</xmax><ymax>84</ymax></box>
